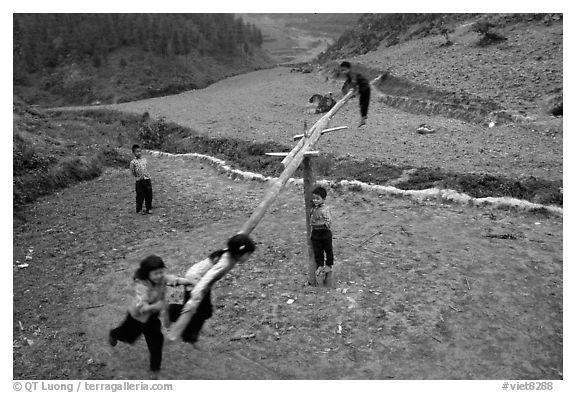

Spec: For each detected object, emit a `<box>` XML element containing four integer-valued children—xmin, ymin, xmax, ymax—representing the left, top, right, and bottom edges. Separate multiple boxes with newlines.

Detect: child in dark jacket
<box><xmin>340</xmin><ymin>61</ymin><xmax>371</xmax><ymax>128</ymax></box>
<box><xmin>167</xmin><ymin>234</ymin><xmax>256</xmax><ymax>343</ymax></box>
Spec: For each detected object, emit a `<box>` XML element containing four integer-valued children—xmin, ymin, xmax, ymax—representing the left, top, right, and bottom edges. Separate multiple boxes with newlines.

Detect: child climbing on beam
<box><xmin>166</xmin><ymin>234</ymin><xmax>257</xmax><ymax>343</ymax></box>
<box><xmin>340</xmin><ymin>61</ymin><xmax>371</xmax><ymax>128</ymax></box>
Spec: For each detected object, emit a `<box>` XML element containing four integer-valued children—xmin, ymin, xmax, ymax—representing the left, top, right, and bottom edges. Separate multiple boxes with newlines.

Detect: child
<box><xmin>130</xmin><ymin>144</ymin><xmax>153</xmax><ymax>214</ymax></box>
<box><xmin>310</xmin><ymin>186</ymin><xmax>334</xmax><ymax>283</ymax></box>
<box><xmin>340</xmin><ymin>61</ymin><xmax>371</xmax><ymax>128</ymax></box>
<box><xmin>108</xmin><ymin>255</ymin><xmax>191</xmax><ymax>375</ymax></box>
<box><xmin>167</xmin><ymin>234</ymin><xmax>256</xmax><ymax>343</ymax></box>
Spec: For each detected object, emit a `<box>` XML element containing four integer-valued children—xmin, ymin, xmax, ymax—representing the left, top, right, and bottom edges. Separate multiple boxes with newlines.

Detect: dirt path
<box><xmin>13</xmin><ymin>153</ymin><xmax>562</xmax><ymax>379</ymax></box>
<box><xmin>99</xmin><ymin>67</ymin><xmax>562</xmax><ymax>183</ymax></box>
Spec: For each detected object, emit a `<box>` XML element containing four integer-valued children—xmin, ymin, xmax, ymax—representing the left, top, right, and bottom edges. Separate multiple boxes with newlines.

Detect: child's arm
<box><xmin>129</xmin><ymin>161</ymin><xmax>138</xmax><ymax>178</ymax></box>
<box><xmin>324</xmin><ymin>206</ymin><xmax>333</xmax><ymax>230</ymax></box>
<box><xmin>133</xmin><ymin>282</ymin><xmax>165</xmax><ymax>312</ymax></box>
<box><xmin>139</xmin><ymin>300</ymin><xmax>166</xmax><ymax>313</ymax></box>
<box><xmin>165</xmin><ymin>274</ymin><xmax>193</xmax><ymax>287</ymax></box>
<box><xmin>182</xmin><ymin>258</ymin><xmax>232</xmax><ymax>314</ymax></box>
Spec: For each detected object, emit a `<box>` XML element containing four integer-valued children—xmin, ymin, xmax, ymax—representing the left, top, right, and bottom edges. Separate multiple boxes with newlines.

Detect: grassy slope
<box><xmin>342</xmin><ymin>15</ymin><xmax>563</xmax><ymax>117</ymax></box>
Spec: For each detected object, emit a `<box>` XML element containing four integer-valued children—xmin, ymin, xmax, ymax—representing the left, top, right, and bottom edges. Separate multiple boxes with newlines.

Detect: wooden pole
<box><xmin>281</xmin><ymin>90</ymin><xmax>355</xmax><ymax>166</ymax></box>
<box><xmin>170</xmin><ymin>91</ymin><xmax>355</xmax><ymax>341</ymax></box>
<box><xmin>238</xmin><ymin>90</ymin><xmax>355</xmax><ymax>236</ymax></box>
<box><xmin>293</xmin><ymin>126</ymin><xmax>348</xmax><ymax>141</ymax></box>
<box><xmin>302</xmin><ymin>157</ymin><xmax>317</xmax><ymax>285</ymax></box>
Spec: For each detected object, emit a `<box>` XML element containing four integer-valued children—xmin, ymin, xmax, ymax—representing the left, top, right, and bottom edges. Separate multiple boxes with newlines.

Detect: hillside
<box><xmin>318</xmin><ymin>13</ymin><xmax>562</xmax><ymax>119</ymax></box>
<box><xmin>13</xmin><ymin>14</ymin><xmax>274</xmax><ymax>107</ymax></box>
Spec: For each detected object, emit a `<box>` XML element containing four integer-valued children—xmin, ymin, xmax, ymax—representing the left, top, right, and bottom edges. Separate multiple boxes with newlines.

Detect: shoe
<box><xmin>108</xmin><ymin>333</ymin><xmax>117</xmax><ymax>347</ymax></box>
<box><xmin>358</xmin><ymin>117</ymin><xmax>367</xmax><ymax>128</ymax></box>
<box><xmin>146</xmin><ymin>210</ymin><xmax>153</xmax><ymax>214</ymax></box>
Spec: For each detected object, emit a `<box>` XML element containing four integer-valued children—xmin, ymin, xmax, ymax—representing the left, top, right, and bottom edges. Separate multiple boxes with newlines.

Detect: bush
<box><xmin>471</xmin><ymin>19</ymin><xmax>507</xmax><ymax>46</ymax></box>
<box><xmin>138</xmin><ymin>116</ymin><xmax>167</xmax><ymax>149</ymax></box>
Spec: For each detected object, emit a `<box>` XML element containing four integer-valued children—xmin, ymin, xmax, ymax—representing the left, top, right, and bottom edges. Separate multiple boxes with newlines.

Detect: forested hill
<box><xmin>13</xmin><ymin>14</ymin><xmax>273</xmax><ymax>106</ymax></box>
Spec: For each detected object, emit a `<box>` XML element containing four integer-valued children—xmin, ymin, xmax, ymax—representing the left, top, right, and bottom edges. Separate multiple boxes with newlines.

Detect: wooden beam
<box><xmin>302</xmin><ymin>157</ymin><xmax>317</xmax><ymax>285</ymax></box>
<box><xmin>293</xmin><ymin>126</ymin><xmax>348</xmax><ymax>141</ymax></box>
<box><xmin>239</xmin><ymin>90</ymin><xmax>355</xmax><ymax>236</ymax></box>
<box><xmin>169</xmin><ymin>90</ymin><xmax>356</xmax><ymax>342</ymax></box>
<box><xmin>265</xmin><ymin>151</ymin><xmax>319</xmax><ymax>157</ymax></box>
<box><xmin>281</xmin><ymin>91</ymin><xmax>355</xmax><ymax>166</ymax></box>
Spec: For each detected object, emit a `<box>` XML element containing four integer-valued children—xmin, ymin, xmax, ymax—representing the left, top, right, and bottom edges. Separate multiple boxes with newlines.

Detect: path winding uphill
<box><xmin>100</xmin><ymin>66</ymin><xmax>562</xmax><ymax>183</ymax></box>
<box><xmin>13</xmin><ymin>153</ymin><xmax>562</xmax><ymax>379</ymax></box>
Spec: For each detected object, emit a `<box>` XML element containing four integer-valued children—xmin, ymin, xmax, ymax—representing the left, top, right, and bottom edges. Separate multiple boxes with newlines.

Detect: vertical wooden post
<box><xmin>302</xmin><ymin>156</ymin><xmax>317</xmax><ymax>285</ymax></box>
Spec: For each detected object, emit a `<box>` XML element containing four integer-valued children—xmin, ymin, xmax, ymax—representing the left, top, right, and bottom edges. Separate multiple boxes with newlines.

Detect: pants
<box><xmin>135</xmin><ymin>179</ymin><xmax>153</xmax><ymax>212</ymax></box>
<box><xmin>359</xmin><ymin>88</ymin><xmax>370</xmax><ymax>118</ymax></box>
<box><xmin>311</xmin><ymin>228</ymin><xmax>334</xmax><ymax>268</ymax></box>
<box><xmin>110</xmin><ymin>313</ymin><xmax>163</xmax><ymax>371</ymax></box>
<box><xmin>167</xmin><ymin>290</ymin><xmax>213</xmax><ymax>344</ymax></box>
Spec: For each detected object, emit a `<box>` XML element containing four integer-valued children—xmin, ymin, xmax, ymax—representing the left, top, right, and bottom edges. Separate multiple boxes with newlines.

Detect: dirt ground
<box><xmin>13</xmin><ymin>19</ymin><xmax>563</xmax><ymax>381</ymax></box>
<box><xmin>104</xmin><ymin>67</ymin><xmax>562</xmax><ymax>183</ymax></box>
<box><xmin>13</xmin><ymin>153</ymin><xmax>562</xmax><ymax>380</ymax></box>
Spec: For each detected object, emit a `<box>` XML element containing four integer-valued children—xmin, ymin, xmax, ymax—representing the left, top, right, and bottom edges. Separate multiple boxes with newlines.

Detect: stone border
<box><xmin>149</xmin><ymin>150</ymin><xmax>562</xmax><ymax>217</ymax></box>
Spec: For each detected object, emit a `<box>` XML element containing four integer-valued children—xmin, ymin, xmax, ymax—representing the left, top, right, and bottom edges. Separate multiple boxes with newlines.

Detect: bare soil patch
<box><xmin>13</xmin><ymin>155</ymin><xmax>562</xmax><ymax>379</ymax></box>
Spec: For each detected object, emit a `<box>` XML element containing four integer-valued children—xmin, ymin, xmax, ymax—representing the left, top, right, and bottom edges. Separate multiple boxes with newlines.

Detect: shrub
<box><xmin>471</xmin><ymin>19</ymin><xmax>507</xmax><ymax>46</ymax></box>
<box><xmin>138</xmin><ymin>116</ymin><xmax>167</xmax><ymax>149</ymax></box>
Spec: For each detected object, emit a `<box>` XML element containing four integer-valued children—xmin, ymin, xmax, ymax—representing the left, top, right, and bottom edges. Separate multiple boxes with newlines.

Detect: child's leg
<box><xmin>144</xmin><ymin>179</ymin><xmax>153</xmax><ymax>212</ymax></box>
<box><xmin>359</xmin><ymin>89</ymin><xmax>371</xmax><ymax>118</ymax></box>
<box><xmin>324</xmin><ymin>231</ymin><xmax>334</xmax><ymax>267</ymax></box>
<box><xmin>143</xmin><ymin>314</ymin><xmax>164</xmax><ymax>372</ymax></box>
<box><xmin>181</xmin><ymin>291</ymin><xmax>213</xmax><ymax>344</ymax></box>
<box><xmin>110</xmin><ymin>313</ymin><xmax>144</xmax><ymax>344</ymax></box>
<box><xmin>135</xmin><ymin>181</ymin><xmax>145</xmax><ymax>213</ymax></box>
<box><xmin>311</xmin><ymin>234</ymin><xmax>325</xmax><ymax>268</ymax></box>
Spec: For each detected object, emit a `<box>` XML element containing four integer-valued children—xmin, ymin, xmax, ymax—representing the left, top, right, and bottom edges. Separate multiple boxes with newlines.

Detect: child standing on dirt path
<box><xmin>310</xmin><ymin>186</ymin><xmax>334</xmax><ymax>284</ymax></box>
<box><xmin>130</xmin><ymin>144</ymin><xmax>153</xmax><ymax>214</ymax></box>
<box><xmin>108</xmin><ymin>255</ymin><xmax>192</xmax><ymax>377</ymax></box>
<box><xmin>166</xmin><ymin>234</ymin><xmax>256</xmax><ymax>343</ymax></box>
<box><xmin>340</xmin><ymin>61</ymin><xmax>371</xmax><ymax>128</ymax></box>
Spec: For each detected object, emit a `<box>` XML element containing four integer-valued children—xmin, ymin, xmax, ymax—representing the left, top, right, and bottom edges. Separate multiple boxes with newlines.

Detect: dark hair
<box><xmin>312</xmin><ymin>186</ymin><xmax>327</xmax><ymax>199</ymax></box>
<box><xmin>133</xmin><ymin>255</ymin><xmax>166</xmax><ymax>281</ymax></box>
<box><xmin>209</xmin><ymin>234</ymin><xmax>256</xmax><ymax>261</ymax></box>
<box><xmin>340</xmin><ymin>61</ymin><xmax>351</xmax><ymax>69</ymax></box>
<box><xmin>132</xmin><ymin>144</ymin><xmax>141</xmax><ymax>153</ymax></box>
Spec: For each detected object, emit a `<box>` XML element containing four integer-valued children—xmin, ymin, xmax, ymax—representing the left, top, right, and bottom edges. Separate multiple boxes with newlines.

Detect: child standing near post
<box><xmin>108</xmin><ymin>255</ymin><xmax>191</xmax><ymax>377</ymax></box>
<box><xmin>310</xmin><ymin>186</ymin><xmax>334</xmax><ymax>285</ymax></box>
<box><xmin>130</xmin><ymin>144</ymin><xmax>153</xmax><ymax>214</ymax></box>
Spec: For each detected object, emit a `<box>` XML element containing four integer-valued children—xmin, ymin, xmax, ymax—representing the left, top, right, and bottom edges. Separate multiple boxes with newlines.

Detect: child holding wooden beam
<box><xmin>166</xmin><ymin>234</ymin><xmax>256</xmax><ymax>343</ymax></box>
<box><xmin>340</xmin><ymin>61</ymin><xmax>371</xmax><ymax>128</ymax></box>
